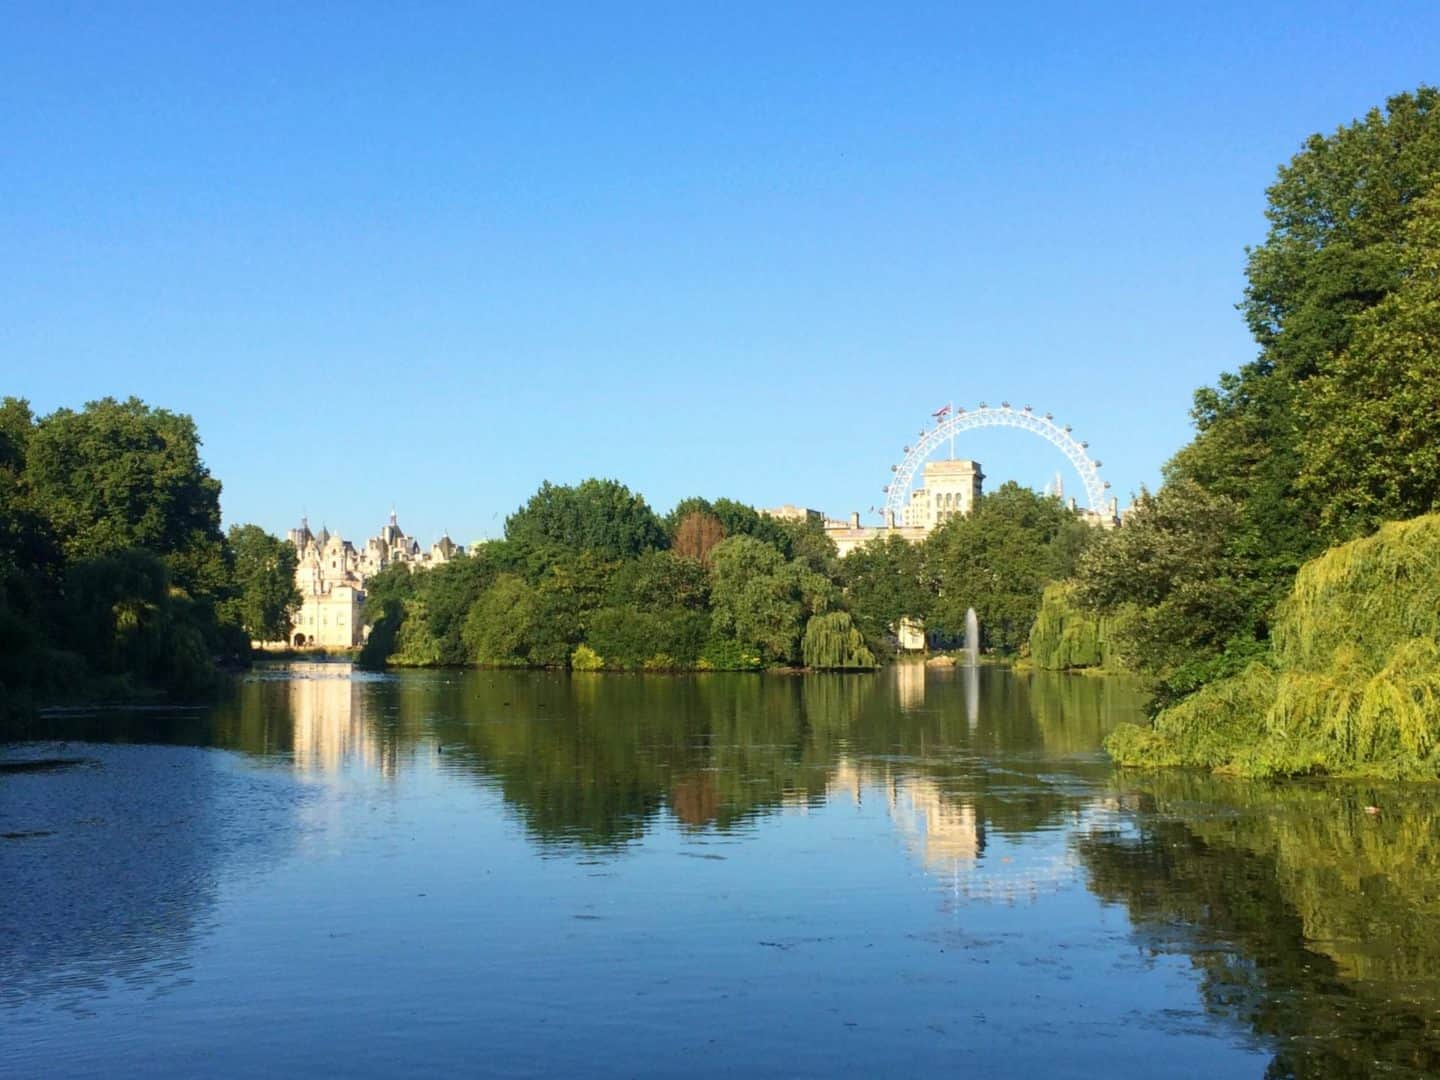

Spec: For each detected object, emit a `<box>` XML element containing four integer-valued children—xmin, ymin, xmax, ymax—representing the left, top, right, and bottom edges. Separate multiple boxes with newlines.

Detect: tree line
<box><xmin>357</xmin><ymin>477</ymin><xmax>1095</xmax><ymax>673</ymax></box>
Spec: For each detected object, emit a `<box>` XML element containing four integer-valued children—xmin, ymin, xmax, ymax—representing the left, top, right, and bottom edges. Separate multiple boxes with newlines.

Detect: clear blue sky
<box><xmin>4</xmin><ymin>3</ymin><xmax>1436</xmax><ymax>544</ymax></box>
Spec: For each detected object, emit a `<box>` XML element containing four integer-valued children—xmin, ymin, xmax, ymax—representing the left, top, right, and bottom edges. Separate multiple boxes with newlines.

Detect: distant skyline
<box><xmin>5</xmin><ymin>3</ymin><xmax>1437</xmax><ymax>543</ymax></box>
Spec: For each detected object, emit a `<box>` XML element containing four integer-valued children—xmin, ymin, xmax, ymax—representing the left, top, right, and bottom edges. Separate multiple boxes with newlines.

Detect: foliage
<box><xmin>389</xmin><ymin>598</ymin><xmax>445</xmax><ymax>667</ymax></box>
<box><xmin>924</xmin><ymin>482</ymin><xmax>1094</xmax><ymax>651</ymax></box>
<box><xmin>667</xmin><ymin>497</ymin><xmax>793</xmax><ymax>555</ymax></box>
<box><xmin>570</xmin><ymin>644</ymin><xmax>604</xmax><ymax>671</ymax></box>
<box><xmin>708</xmin><ymin>535</ymin><xmax>835</xmax><ymax>666</ymax></box>
<box><xmin>839</xmin><ymin>533</ymin><xmax>929</xmax><ymax>655</ymax></box>
<box><xmin>801</xmin><ymin>611</ymin><xmax>877</xmax><ymax>670</ymax></box>
<box><xmin>463</xmin><ymin>573</ymin><xmax>538</xmax><ymax>666</ymax></box>
<box><xmin>1296</xmin><ymin>189</ymin><xmax>1440</xmax><ymax>541</ymax></box>
<box><xmin>505</xmin><ymin>478</ymin><xmax>665</xmax><ymax>560</ymax></box>
<box><xmin>62</xmin><ymin>549</ymin><xmax>221</xmax><ymax>698</ymax></box>
<box><xmin>219</xmin><ymin>524</ymin><xmax>300</xmax><ymax>642</ymax></box>
<box><xmin>1107</xmin><ymin>513</ymin><xmax>1440</xmax><ymax>777</ymax></box>
<box><xmin>0</xmin><ymin>396</ymin><xmax>276</xmax><ymax>714</ymax></box>
<box><xmin>1027</xmin><ymin>582</ymin><xmax>1111</xmax><ymax>671</ymax></box>
<box><xmin>670</xmin><ymin>510</ymin><xmax>725</xmax><ymax>564</ymax></box>
<box><xmin>1116</xmin><ymin>86</ymin><xmax>1440</xmax><ymax>708</ymax></box>
<box><xmin>24</xmin><ymin>396</ymin><xmax>228</xmax><ymax>599</ymax></box>
<box><xmin>1074</xmin><ymin>479</ymin><xmax>1265</xmax><ymax>686</ymax></box>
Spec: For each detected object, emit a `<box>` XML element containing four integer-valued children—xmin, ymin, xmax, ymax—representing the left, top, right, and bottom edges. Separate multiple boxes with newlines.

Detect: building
<box><xmin>903</xmin><ymin>459</ymin><xmax>984</xmax><ymax>528</ymax></box>
<box><xmin>763</xmin><ymin>504</ymin><xmax>824</xmax><ymax>524</ymax></box>
<box><xmin>284</xmin><ymin>513</ymin><xmax>464</xmax><ymax>648</ymax></box>
<box><xmin>816</xmin><ymin>459</ymin><xmax>985</xmax><ymax>558</ymax></box>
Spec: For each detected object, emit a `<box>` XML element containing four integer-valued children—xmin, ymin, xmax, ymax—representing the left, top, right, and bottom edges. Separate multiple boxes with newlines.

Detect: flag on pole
<box><xmin>932</xmin><ymin>403</ymin><xmax>952</xmax><ymax>421</ymax></box>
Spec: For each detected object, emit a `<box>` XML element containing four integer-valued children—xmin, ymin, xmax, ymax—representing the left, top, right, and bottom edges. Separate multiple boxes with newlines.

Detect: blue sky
<box><xmin>4</xmin><ymin>3</ymin><xmax>1436</xmax><ymax>544</ymax></box>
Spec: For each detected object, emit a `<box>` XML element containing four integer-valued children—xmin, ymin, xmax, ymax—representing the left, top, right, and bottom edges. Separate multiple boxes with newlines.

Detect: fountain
<box><xmin>963</xmin><ymin>607</ymin><xmax>980</xmax><ymax>667</ymax></box>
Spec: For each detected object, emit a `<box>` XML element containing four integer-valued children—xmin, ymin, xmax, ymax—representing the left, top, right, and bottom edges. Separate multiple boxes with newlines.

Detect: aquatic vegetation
<box><xmin>1108</xmin><ymin>514</ymin><xmax>1440</xmax><ymax>777</ymax></box>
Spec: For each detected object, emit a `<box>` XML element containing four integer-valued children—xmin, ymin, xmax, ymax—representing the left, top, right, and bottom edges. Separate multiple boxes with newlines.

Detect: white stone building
<box><xmin>285</xmin><ymin>513</ymin><xmax>464</xmax><ymax>648</ymax></box>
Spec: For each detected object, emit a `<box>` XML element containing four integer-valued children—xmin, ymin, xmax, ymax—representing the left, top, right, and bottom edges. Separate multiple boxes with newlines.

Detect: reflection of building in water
<box><xmin>895</xmin><ymin>661</ymin><xmax>926</xmax><ymax>710</ymax></box>
<box><xmin>886</xmin><ymin>775</ymin><xmax>984</xmax><ymax>866</ymax></box>
<box><xmin>826</xmin><ymin>755</ymin><xmax>1115</xmax><ymax>905</ymax></box>
<box><xmin>288</xmin><ymin>664</ymin><xmax>393</xmax><ymax>778</ymax></box>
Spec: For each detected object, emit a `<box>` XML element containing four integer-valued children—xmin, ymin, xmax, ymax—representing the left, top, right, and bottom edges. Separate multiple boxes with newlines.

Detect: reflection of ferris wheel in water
<box><xmin>881</xmin><ymin>402</ymin><xmax>1111</xmax><ymax>520</ymax></box>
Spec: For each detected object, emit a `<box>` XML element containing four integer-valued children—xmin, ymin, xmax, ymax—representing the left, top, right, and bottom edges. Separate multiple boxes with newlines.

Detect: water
<box><xmin>4</xmin><ymin>663</ymin><xmax>1439</xmax><ymax>1077</ymax></box>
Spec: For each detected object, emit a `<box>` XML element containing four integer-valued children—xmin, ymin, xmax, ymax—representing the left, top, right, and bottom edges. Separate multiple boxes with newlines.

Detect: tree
<box><xmin>1073</xmin><ymin>480</ymin><xmax>1267</xmax><ymax>689</ymax></box>
<box><xmin>839</xmin><ymin>534</ymin><xmax>930</xmax><ymax>652</ymax></box>
<box><xmin>220</xmin><ymin>525</ymin><xmax>300</xmax><ymax>643</ymax></box>
<box><xmin>1296</xmin><ymin>189</ymin><xmax>1440</xmax><ymax>542</ymax></box>
<box><xmin>708</xmin><ymin>536</ymin><xmax>835</xmax><ymax>666</ymax></box>
<box><xmin>505</xmin><ymin>479</ymin><xmax>666</xmax><ymax>560</ymax></box>
<box><xmin>1168</xmin><ymin>87</ymin><xmax>1440</xmax><ymax>607</ymax></box>
<box><xmin>666</xmin><ymin>497</ymin><xmax>792</xmax><ymax>555</ymax></box>
<box><xmin>671</xmin><ymin>510</ymin><xmax>725</xmax><ymax>564</ymax></box>
<box><xmin>25</xmin><ymin>397</ymin><xmax>227</xmax><ymax>599</ymax></box>
<box><xmin>924</xmin><ymin>483</ymin><xmax>1091</xmax><ymax>651</ymax></box>
<box><xmin>463</xmin><ymin>573</ymin><xmax>539</xmax><ymax>665</ymax></box>
<box><xmin>801</xmin><ymin>612</ymin><xmax>877</xmax><ymax>670</ymax></box>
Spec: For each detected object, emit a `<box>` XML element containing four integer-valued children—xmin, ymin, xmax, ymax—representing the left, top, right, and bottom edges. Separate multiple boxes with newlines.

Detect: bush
<box><xmin>570</xmin><ymin>644</ymin><xmax>604</xmax><ymax>671</ymax></box>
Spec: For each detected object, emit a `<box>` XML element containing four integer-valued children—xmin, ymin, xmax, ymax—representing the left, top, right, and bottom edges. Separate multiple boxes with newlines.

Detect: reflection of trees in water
<box><xmin>307</xmin><ymin>666</ymin><xmax>1148</xmax><ymax>855</ymax></box>
<box><xmin>0</xmin><ymin>744</ymin><xmax>299</xmax><ymax>1013</ymax></box>
<box><xmin>1076</xmin><ymin>771</ymin><xmax>1440</xmax><ymax>1078</ymax></box>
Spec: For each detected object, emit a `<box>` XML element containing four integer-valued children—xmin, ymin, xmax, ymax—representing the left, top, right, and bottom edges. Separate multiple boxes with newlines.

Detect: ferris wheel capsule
<box><xmin>979</xmin><ymin>401</ymin><xmax>987</xmax><ymax>408</ymax></box>
<box><xmin>1001</xmin><ymin>401</ymin><xmax>1010</xmax><ymax>409</ymax></box>
<box><xmin>1045</xmin><ymin>412</ymin><xmax>1053</xmax><ymax>420</ymax></box>
<box><xmin>1023</xmin><ymin>404</ymin><xmax>1032</xmax><ymax>412</ymax></box>
<box><xmin>1080</xmin><ymin>441</ymin><xmax>1089</xmax><ymax>448</ymax></box>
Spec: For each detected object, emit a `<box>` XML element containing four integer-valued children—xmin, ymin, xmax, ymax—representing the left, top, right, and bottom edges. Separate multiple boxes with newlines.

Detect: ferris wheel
<box><xmin>882</xmin><ymin>402</ymin><xmax>1110</xmax><ymax>520</ymax></box>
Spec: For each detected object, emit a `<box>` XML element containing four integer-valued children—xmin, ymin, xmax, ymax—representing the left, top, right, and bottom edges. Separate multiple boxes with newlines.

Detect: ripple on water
<box><xmin>0</xmin><ymin>742</ymin><xmax>307</xmax><ymax>1014</ymax></box>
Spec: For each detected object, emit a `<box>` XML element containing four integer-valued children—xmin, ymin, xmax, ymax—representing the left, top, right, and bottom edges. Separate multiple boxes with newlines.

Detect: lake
<box><xmin>4</xmin><ymin>662</ymin><xmax>1439</xmax><ymax>1077</ymax></box>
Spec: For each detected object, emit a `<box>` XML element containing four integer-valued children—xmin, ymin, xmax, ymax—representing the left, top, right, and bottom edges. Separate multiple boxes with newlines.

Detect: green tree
<box><xmin>1168</xmin><ymin>86</ymin><xmax>1440</xmax><ymax>614</ymax></box>
<box><xmin>505</xmin><ymin>479</ymin><xmax>665</xmax><ymax>560</ymax></box>
<box><xmin>463</xmin><ymin>573</ymin><xmax>540</xmax><ymax>665</ymax></box>
<box><xmin>1074</xmin><ymin>480</ymin><xmax>1267</xmax><ymax>691</ymax></box>
<box><xmin>1296</xmin><ymin>189</ymin><xmax>1440</xmax><ymax>542</ymax></box>
<box><xmin>924</xmin><ymin>483</ymin><xmax>1091</xmax><ymax>651</ymax></box>
<box><xmin>801</xmin><ymin>611</ymin><xmax>877</xmax><ymax>670</ymax></box>
<box><xmin>708</xmin><ymin>536</ymin><xmax>835</xmax><ymax>665</ymax></box>
<box><xmin>25</xmin><ymin>397</ymin><xmax>227</xmax><ymax>599</ymax></box>
<box><xmin>220</xmin><ymin>525</ymin><xmax>300</xmax><ymax>643</ymax></box>
<box><xmin>840</xmin><ymin>533</ymin><xmax>931</xmax><ymax>652</ymax></box>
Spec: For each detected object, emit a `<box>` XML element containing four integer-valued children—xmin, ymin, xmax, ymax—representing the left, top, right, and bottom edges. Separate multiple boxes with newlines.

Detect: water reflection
<box><xmin>12</xmin><ymin>666</ymin><xmax>1439</xmax><ymax>1075</ymax></box>
<box><xmin>0</xmin><ymin>744</ymin><xmax>301</xmax><ymax>1013</ymax></box>
<box><xmin>1078</xmin><ymin>771</ymin><xmax>1440</xmax><ymax>1077</ymax></box>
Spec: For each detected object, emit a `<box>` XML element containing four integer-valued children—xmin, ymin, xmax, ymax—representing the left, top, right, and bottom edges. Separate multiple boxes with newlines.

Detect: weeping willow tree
<box><xmin>1108</xmin><ymin>513</ymin><xmax>1440</xmax><ymax>777</ymax></box>
<box><xmin>801</xmin><ymin>612</ymin><xmax>877</xmax><ymax>670</ymax></box>
<box><xmin>1028</xmin><ymin>582</ymin><xmax>1112</xmax><ymax>670</ymax></box>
